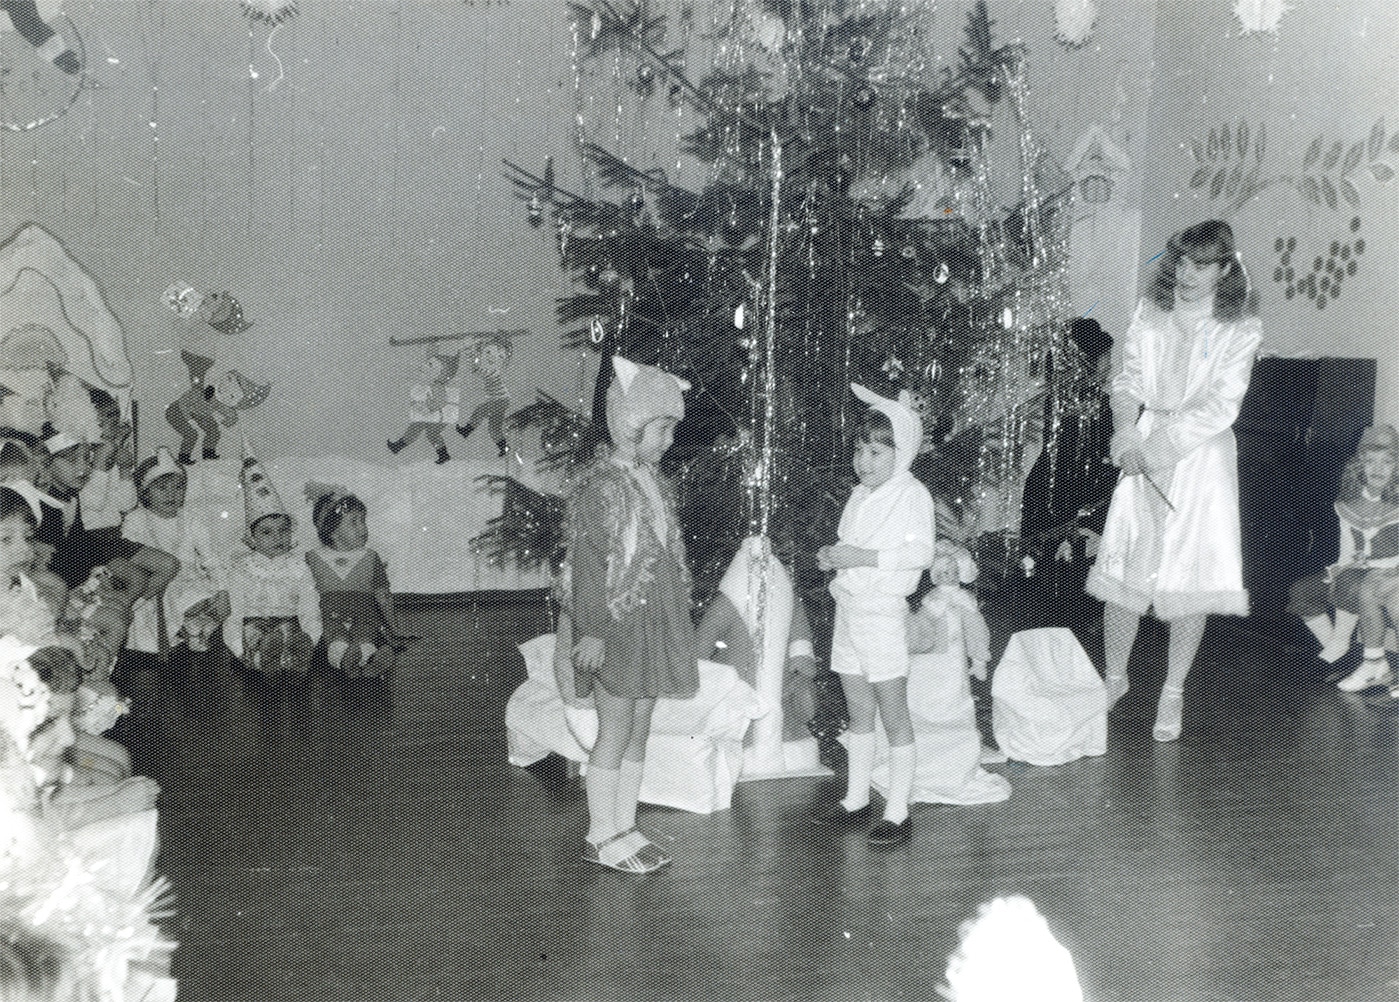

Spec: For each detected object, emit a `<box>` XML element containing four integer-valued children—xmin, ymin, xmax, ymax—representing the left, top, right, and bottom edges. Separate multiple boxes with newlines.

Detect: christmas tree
<box><xmin>480</xmin><ymin>0</ymin><xmax>1089</xmax><ymax>626</ymax></box>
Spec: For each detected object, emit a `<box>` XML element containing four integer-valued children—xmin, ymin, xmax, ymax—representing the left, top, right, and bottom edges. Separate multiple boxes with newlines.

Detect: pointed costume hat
<box><xmin>135</xmin><ymin>447</ymin><xmax>185</xmax><ymax>492</ymax></box>
<box><xmin>239</xmin><ymin>439</ymin><xmax>288</xmax><ymax>528</ymax></box>
<box><xmin>851</xmin><ymin>383</ymin><xmax>923</xmax><ymax>472</ymax></box>
<box><xmin>605</xmin><ymin>356</ymin><xmax>690</xmax><ymax>443</ymax></box>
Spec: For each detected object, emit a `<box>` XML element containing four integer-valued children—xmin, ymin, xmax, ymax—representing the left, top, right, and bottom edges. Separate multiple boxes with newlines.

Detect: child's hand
<box><xmin>1118</xmin><ymin>448</ymin><xmax>1148</xmax><ymax>476</ymax></box>
<box><xmin>573</xmin><ymin>635</ymin><xmax>604</xmax><ymax>672</ymax></box>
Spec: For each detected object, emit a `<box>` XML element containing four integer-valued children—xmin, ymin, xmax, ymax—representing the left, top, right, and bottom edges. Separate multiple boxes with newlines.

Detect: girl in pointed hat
<box><xmin>560</xmin><ymin>357</ymin><xmax>698</xmax><ymax>873</ymax></box>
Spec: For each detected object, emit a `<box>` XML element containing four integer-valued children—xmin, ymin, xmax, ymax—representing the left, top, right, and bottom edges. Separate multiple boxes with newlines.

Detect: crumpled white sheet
<box><xmin>506</xmin><ymin>633</ymin><xmax>767</xmax><ymax>814</ymax></box>
<box><xmin>992</xmin><ymin>628</ymin><xmax>1106</xmax><ymax>766</ymax></box>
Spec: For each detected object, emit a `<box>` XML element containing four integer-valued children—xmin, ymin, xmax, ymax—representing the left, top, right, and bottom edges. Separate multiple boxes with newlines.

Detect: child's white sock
<box><xmin>586</xmin><ymin>766</ymin><xmax>620</xmax><ymax>845</ymax></box>
<box><xmin>614</xmin><ymin>757</ymin><xmax>645</xmax><ymax>834</ymax></box>
<box><xmin>841</xmin><ymin>731</ymin><xmax>875</xmax><ymax>812</ymax></box>
<box><xmin>883</xmin><ymin>743</ymin><xmax>915</xmax><ymax>825</ymax></box>
<box><xmin>326</xmin><ymin>639</ymin><xmax>348</xmax><ymax>670</ymax></box>
<box><xmin>1320</xmin><ymin>610</ymin><xmax>1358</xmax><ymax>662</ymax></box>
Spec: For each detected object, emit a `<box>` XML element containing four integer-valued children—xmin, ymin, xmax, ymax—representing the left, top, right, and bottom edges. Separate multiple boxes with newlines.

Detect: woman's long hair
<box><xmin>1148</xmin><ymin>219</ymin><xmax>1258</xmax><ymax>321</ymax></box>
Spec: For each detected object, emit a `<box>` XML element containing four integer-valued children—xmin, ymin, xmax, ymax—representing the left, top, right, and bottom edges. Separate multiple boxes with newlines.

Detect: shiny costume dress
<box><xmin>1086</xmin><ymin>298</ymin><xmax>1261</xmax><ymax>619</ymax></box>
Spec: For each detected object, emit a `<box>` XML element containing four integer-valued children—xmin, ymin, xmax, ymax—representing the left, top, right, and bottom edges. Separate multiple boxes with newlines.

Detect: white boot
<box><xmin>1319</xmin><ymin>611</ymin><xmax>1358</xmax><ymax>663</ymax></box>
<box><xmin>1337</xmin><ymin>650</ymin><xmax>1392</xmax><ymax>691</ymax></box>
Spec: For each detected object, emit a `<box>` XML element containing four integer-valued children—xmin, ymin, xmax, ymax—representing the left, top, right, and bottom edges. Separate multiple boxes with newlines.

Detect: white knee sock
<box><xmin>586</xmin><ymin>766</ymin><xmax>620</xmax><ymax>844</ymax></box>
<box><xmin>842</xmin><ymin>731</ymin><xmax>875</xmax><ymax>812</ymax></box>
<box><xmin>615</xmin><ymin>757</ymin><xmax>645</xmax><ymax>834</ymax></box>
<box><xmin>883</xmin><ymin>743</ymin><xmax>915</xmax><ymax>825</ymax></box>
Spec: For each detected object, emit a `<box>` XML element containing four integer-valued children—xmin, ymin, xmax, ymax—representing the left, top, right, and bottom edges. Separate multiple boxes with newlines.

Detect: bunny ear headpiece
<box><xmin>850</xmin><ymin>383</ymin><xmax>923</xmax><ymax>472</ymax></box>
<box><xmin>605</xmin><ymin>357</ymin><xmax>690</xmax><ymax>443</ymax></box>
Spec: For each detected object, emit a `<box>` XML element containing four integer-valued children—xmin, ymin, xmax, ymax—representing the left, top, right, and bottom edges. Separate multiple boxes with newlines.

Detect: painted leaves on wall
<box><xmin>1188</xmin><ymin>116</ymin><xmax>1398</xmax><ymax>214</ymax></box>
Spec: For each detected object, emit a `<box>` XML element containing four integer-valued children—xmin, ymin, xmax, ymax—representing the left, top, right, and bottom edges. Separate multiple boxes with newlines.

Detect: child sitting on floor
<box><xmin>122</xmin><ymin>448</ymin><xmax>230</xmax><ymax>659</ymax></box>
<box><xmin>223</xmin><ymin>443</ymin><xmax>321</xmax><ymax>676</ymax></box>
<box><xmin>304</xmin><ymin>483</ymin><xmax>401</xmax><ymax>679</ymax></box>
<box><xmin>1291</xmin><ymin>425</ymin><xmax>1399</xmax><ymax>686</ymax></box>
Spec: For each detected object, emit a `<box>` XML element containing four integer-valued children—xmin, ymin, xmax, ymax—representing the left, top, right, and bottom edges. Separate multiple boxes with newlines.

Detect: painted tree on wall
<box><xmin>480</xmin><ymin>0</ymin><xmax>1084</xmax><ymax>615</ymax></box>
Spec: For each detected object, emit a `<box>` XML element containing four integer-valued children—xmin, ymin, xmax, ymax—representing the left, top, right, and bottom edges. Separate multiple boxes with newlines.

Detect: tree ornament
<box><xmin>882</xmin><ymin>356</ymin><xmax>905</xmax><ymax>380</ymax></box>
<box><xmin>852</xmin><ymin>85</ymin><xmax>877</xmax><ymax>110</ymax></box>
<box><xmin>527</xmin><ymin>195</ymin><xmax>544</xmax><ymax>228</ymax></box>
<box><xmin>734</xmin><ymin>302</ymin><xmax>748</xmax><ymax>329</ymax></box>
<box><xmin>589</xmin><ymin>318</ymin><xmax>606</xmax><ymax>345</ymax></box>
<box><xmin>901</xmin><ymin>245</ymin><xmax>918</xmax><ymax>260</ymax></box>
<box><xmin>1233</xmin><ymin>0</ymin><xmax>1287</xmax><ymax>34</ymax></box>
<box><xmin>1054</xmin><ymin>0</ymin><xmax>1097</xmax><ymax>47</ymax></box>
<box><xmin>240</xmin><ymin>0</ymin><xmax>298</xmax><ymax>26</ymax></box>
<box><xmin>847</xmin><ymin>36</ymin><xmax>872</xmax><ymax>64</ymax></box>
<box><xmin>935</xmin><ymin>262</ymin><xmax>951</xmax><ymax>284</ymax></box>
<box><xmin>871</xmin><ymin>237</ymin><xmax>886</xmax><ymax>257</ymax></box>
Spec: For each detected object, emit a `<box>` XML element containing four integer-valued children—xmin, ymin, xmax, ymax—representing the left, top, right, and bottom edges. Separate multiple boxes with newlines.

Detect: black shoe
<box><xmin>387</xmin><ymin>439</ymin><xmax>405</xmax><ymax>455</ymax></box>
<box><xmin>435</xmin><ymin>446</ymin><xmax>450</xmax><ymax>465</ymax></box>
<box><xmin>455</xmin><ymin>423</ymin><xmax>474</xmax><ymax>440</ymax></box>
<box><xmin>867</xmin><ymin>817</ymin><xmax>911</xmax><ymax>848</ymax></box>
<box><xmin>811</xmin><ymin>802</ymin><xmax>871</xmax><ymax>829</ymax></box>
<box><xmin>177</xmin><ymin>452</ymin><xmax>195</xmax><ymax>466</ymax></box>
<box><xmin>202</xmin><ymin>448</ymin><xmax>219</xmax><ymax>460</ymax></box>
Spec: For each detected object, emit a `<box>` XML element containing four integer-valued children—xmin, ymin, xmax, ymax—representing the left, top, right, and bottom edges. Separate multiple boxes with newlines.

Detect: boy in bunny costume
<box><xmin>815</xmin><ymin>384</ymin><xmax>934</xmax><ymax>847</ymax></box>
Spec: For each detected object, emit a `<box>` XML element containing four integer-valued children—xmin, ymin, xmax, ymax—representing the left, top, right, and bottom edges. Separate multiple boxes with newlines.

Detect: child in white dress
<box><xmin>121</xmin><ymin>449</ymin><xmax>229</xmax><ymax>656</ymax></box>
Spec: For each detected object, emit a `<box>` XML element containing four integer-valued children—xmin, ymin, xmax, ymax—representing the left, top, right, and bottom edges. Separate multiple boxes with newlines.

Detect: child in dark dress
<box><xmin>304</xmin><ymin>484</ymin><xmax>400</xmax><ymax>678</ymax></box>
<box><xmin>564</xmin><ymin>357</ymin><xmax>699</xmax><ymax>873</ymax></box>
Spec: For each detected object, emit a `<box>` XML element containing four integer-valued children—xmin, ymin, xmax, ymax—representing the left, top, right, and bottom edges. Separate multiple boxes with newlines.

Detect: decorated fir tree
<box><xmin>479</xmin><ymin>0</ymin><xmax>1094</xmax><ymax>628</ymax></box>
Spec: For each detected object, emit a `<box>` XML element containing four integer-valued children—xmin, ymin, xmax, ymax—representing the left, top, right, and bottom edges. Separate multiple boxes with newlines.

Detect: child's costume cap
<box><xmin>43</xmin><ymin>368</ymin><xmax>103</xmax><ymax>453</ymax></box>
<box><xmin>605</xmin><ymin>357</ymin><xmax>689</xmax><ymax>442</ymax></box>
<box><xmin>305</xmin><ymin>481</ymin><xmax>355</xmax><ymax>535</ymax></box>
<box><xmin>239</xmin><ymin>439</ymin><xmax>289</xmax><ymax>527</ymax></box>
<box><xmin>136</xmin><ymin>447</ymin><xmax>185</xmax><ymax>492</ymax></box>
<box><xmin>1357</xmin><ymin>424</ymin><xmax>1399</xmax><ymax>458</ymax></box>
<box><xmin>851</xmin><ymin>383</ymin><xmax>923</xmax><ymax>472</ymax></box>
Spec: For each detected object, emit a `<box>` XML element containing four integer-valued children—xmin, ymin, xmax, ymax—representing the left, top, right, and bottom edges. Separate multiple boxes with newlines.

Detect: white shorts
<box><xmin>831</xmin><ymin>602</ymin><xmax>910</xmax><ymax>683</ymax></box>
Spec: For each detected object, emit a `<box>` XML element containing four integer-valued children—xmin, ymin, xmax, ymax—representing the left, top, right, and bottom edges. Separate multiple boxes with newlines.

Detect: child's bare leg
<box><xmin>873</xmin><ymin>676</ymin><xmax>915</xmax><ymax>826</ymax></box>
<box><xmin>1103</xmin><ymin>602</ymin><xmax>1141</xmax><ymax>710</ymax></box>
<box><xmin>840</xmin><ymin>673</ymin><xmax>877</xmax><ymax>813</ymax></box>
<box><xmin>1320</xmin><ymin>610</ymin><xmax>1358</xmax><ymax>662</ymax></box>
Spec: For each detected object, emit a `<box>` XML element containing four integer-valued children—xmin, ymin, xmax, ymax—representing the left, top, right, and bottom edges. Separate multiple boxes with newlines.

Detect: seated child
<box><xmin>1291</xmin><ymin>425</ymin><xmax>1399</xmax><ymax>675</ymax></box>
<box><xmin>121</xmin><ymin>448</ymin><xmax>229</xmax><ymax>657</ymax></box>
<box><xmin>35</xmin><ymin>426</ymin><xmax>178</xmax><ymax>609</ymax></box>
<box><xmin>304</xmin><ymin>483</ymin><xmax>401</xmax><ymax>678</ymax></box>
<box><xmin>76</xmin><ymin>385</ymin><xmax>138</xmax><ymax>550</ymax></box>
<box><xmin>223</xmin><ymin>445</ymin><xmax>321</xmax><ymax>674</ymax></box>
<box><xmin>0</xmin><ymin>430</ymin><xmax>70</xmax><ymax>616</ymax></box>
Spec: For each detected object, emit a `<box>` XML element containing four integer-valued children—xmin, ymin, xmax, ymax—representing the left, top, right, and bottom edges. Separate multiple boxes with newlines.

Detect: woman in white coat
<box><xmin>1086</xmin><ymin>219</ymin><xmax>1261</xmax><ymax>741</ymax></box>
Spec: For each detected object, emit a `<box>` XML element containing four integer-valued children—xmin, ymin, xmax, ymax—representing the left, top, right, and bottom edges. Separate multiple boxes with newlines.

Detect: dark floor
<box><xmin>131</xmin><ymin>586</ymin><xmax>1399</xmax><ymax>1002</ymax></box>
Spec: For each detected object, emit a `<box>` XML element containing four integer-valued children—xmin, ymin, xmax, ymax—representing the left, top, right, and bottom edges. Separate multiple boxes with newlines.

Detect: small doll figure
<box><xmin>223</xmin><ymin>443</ymin><xmax>321</xmax><ymax>675</ymax></box>
<box><xmin>388</xmin><ymin>349</ymin><xmax>461</xmax><ymax>464</ymax></box>
<box><xmin>304</xmin><ymin>483</ymin><xmax>402</xmax><ymax>679</ymax></box>
<box><xmin>908</xmin><ymin>542</ymin><xmax>991</xmax><ymax>681</ymax></box>
<box><xmin>456</xmin><ymin>333</ymin><xmax>513</xmax><ymax>457</ymax></box>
